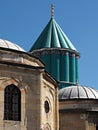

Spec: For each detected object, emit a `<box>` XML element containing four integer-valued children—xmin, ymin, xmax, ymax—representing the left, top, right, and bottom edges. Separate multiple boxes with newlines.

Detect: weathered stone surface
<box><xmin>0</xmin><ymin>49</ymin><xmax>58</xmax><ymax>130</ymax></box>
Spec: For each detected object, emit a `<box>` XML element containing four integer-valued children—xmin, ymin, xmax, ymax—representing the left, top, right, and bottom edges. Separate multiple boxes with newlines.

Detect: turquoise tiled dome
<box><xmin>30</xmin><ymin>17</ymin><xmax>80</xmax><ymax>89</ymax></box>
<box><xmin>30</xmin><ymin>18</ymin><xmax>76</xmax><ymax>51</ymax></box>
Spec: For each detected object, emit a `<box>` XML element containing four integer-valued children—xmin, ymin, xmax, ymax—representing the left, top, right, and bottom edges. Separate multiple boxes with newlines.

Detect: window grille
<box><xmin>4</xmin><ymin>84</ymin><xmax>21</xmax><ymax>121</ymax></box>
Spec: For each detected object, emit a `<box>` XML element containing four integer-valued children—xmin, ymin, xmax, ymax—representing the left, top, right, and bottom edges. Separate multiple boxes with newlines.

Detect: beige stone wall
<box><xmin>0</xmin><ymin>64</ymin><xmax>36</xmax><ymax>130</ymax></box>
<box><xmin>59</xmin><ymin>100</ymin><xmax>98</xmax><ymax>130</ymax></box>
<box><xmin>0</xmin><ymin>60</ymin><xmax>58</xmax><ymax>130</ymax></box>
<box><xmin>60</xmin><ymin>112</ymin><xmax>86</xmax><ymax>130</ymax></box>
<box><xmin>0</xmin><ymin>49</ymin><xmax>44</xmax><ymax>67</ymax></box>
<box><xmin>40</xmin><ymin>75</ymin><xmax>59</xmax><ymax>130</ymax></box>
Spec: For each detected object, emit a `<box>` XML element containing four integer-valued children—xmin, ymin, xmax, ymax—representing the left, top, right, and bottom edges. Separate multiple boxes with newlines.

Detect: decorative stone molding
<box><xmin>31</xmin><ymin>48</ymin><xmax>80</xmax><ymax>58</ymax></box>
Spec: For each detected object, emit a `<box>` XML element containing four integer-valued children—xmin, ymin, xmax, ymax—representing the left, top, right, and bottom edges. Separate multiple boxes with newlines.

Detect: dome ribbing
<box><xmin>30</xmin><ymin>18</ymin><xmax>76</xmax><ymax>52</ymax></box>
<box><xmin>59</xmin><ymin>85</ymin><xmax>98</xmax><ymax>100</ymax></box>
<box><xmin>0</xmin><ymin>39</ymin><xmax>25</xmax><ymax>52</ymax></box>
<box><xmin>30</xmin><ymin>17</ymin><xmax>80</xmax><ymax>89</ymax></box>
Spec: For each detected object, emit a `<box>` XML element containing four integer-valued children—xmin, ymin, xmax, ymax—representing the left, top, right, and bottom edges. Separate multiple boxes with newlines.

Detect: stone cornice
<box><xmin>30</xmin><ymin>48</ymin><xmax>80</xmax><ymax>58</ymax></box>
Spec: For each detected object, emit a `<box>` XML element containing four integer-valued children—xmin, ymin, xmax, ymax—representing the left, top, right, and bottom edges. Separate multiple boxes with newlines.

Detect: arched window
<box><xmin>4</xmin><ymin>84</ymin><xmax>21</xmax><ymax>121</ymax></box>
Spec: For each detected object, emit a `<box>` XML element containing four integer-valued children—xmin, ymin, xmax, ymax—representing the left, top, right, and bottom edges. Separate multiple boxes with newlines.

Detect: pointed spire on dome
<box><xmin>29</xmin><ymin>4</ymin><xmax>78</xmax><ymax>52</ymax></box>
<box><xmin>30</xmin><ymin>5</ymin><xmax>80</xmax><ymax>89</ymax></box>
<box><xmin>51</xmin><ymin>4</ymin><xmax>54</xmax><ymax>19</ymax></box>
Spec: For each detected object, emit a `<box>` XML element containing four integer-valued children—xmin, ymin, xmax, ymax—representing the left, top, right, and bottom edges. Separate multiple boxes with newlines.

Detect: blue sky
<box><xmin>0</xmin><ymin>0</ymin><xmax>98</xmax><ymax>89</ymax></box>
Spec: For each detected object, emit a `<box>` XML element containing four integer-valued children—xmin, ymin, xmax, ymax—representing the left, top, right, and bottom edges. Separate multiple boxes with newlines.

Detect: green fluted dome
<box><xmin>30</xmin><ymin>17</ymin><xmax>80</xmax><ymax>89</ymax></box>
<box><xmin>30</xmin><ymin>18</ymin><xmax>76</xmax><ymax>51</ymax></box>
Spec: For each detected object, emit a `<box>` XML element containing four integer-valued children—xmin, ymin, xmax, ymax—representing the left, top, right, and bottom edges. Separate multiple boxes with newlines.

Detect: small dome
<box><xmin>0</xmin><ymin>39</ymin><xmax>25</xmax><ymax>52</ymax></box>
<box><xmin>59</xmin><ymin>85</ymin><xmax>98</xmax><ymax>100</ymax></box>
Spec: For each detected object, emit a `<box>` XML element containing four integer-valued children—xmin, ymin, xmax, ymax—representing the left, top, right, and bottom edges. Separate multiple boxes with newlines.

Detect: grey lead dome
<box><xmin>59</xmin><ymin>85</ymin><xmax>98</xmax><ymax>100</ymax></box>
<box><xmin>0</xmin><ymin>39</ymin><xmax>25</xmax><ymax>52</ymax></box>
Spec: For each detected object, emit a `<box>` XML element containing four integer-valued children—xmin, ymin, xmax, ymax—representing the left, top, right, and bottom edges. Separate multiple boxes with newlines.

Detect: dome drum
<box><xmin>31</xmin><ymin>48</ymin><xmax>80</xmax><ymax>88</ymax></box>
<box><xmin>60</xmin><ymin>52</ymin><xmax>69</xmax><ymax>82</ymax></box>
<box><xmin>59</xmin><ymin>99</ymin><xmax>98</xmax><ymax>112</ymax></box>
<box><xmin>69</xmin><ymin>54</ymin><xmax>76</xmax><ymax>83</ymax></box>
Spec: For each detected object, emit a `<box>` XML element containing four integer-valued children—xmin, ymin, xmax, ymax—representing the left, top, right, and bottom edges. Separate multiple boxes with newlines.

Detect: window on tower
<box><xmin>44</xmin><ymin>100</ymin><xmax>50</xmax><ymax>113</ymax></box>
<box><xmin>4</xmin><ymin>84</ymin><xmax>21</xmax><ymax>121</ymax></box>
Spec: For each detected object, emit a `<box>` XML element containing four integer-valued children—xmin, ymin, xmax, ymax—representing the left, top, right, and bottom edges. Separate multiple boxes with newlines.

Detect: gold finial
<box><xmin>51</xmin><ymin>4</ymin><xmax>54</xmax><ymax>19</ymax></box>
